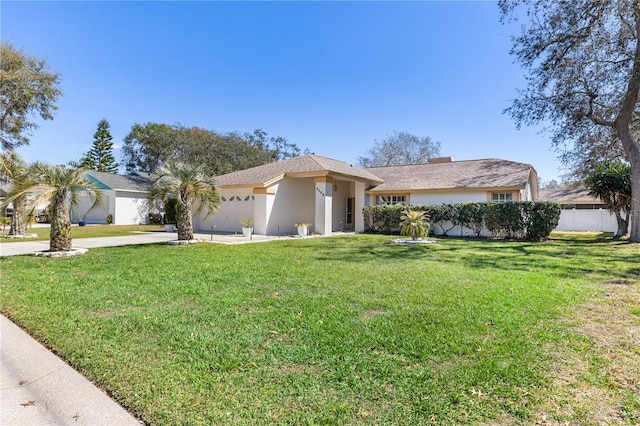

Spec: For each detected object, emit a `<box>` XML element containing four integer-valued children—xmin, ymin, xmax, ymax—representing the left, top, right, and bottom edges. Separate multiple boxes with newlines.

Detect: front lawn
<box><xmin>1</xmin><ymin>235</ymin><xmax>638</xmax><ymax>424</ymax></box>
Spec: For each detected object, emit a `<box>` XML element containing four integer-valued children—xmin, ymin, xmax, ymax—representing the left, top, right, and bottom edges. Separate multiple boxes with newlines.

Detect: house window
<box><xmin>377</xmin><ymin>195</ymin><xmax>406</xmax><ymax>206</ymax></box>
<box><xmin>491</xmin><ymin>193</ymin><xmax>513</xmax><ymax>203</ymax></box>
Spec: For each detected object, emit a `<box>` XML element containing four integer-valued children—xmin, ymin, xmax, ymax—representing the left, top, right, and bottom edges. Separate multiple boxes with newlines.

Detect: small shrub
<box><xmin>148</xmin><ymin>213</ymin><xmax>163</xmax><ymax>225</ymax></box>
<box><xmin>400</xmin><ymin>209</ymin><xmax>430</xmax><ymax>240</ymax></box>
<box><xmin>239</xmin><ymin>218</ymin><xmax>254</xmax><ymax>227</ymax></box>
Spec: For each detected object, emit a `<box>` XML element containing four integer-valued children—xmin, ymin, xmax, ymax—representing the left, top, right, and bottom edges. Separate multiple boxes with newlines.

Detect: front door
<box><xmin>345</xmin><ymin>197</ymin><xmax>355</xmax><ymax>230</ymax></box>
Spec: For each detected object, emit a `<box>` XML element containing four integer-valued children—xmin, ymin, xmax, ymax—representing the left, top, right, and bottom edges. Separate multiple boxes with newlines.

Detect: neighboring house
<box><xmin>72</xmin><ymin>171</ymin><xmax>153</xmax><ymax>225</ymax></box>
<box><xmin>194</xmin><ymin>155</ymin><xmax>539</xmax><ymax>236</ymax></box>
<box><xmin>539</xmin><ymin>189</ymin><xmax>618</xmax><ymax>232</ymax></box>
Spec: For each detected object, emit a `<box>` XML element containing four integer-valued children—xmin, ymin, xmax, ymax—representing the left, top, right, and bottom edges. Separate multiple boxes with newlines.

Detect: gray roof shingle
<box><xmin>365</xmin><ymin>158</ymin><xmax>535</xmax><ymax>192</ymax></box>
<box><xmin>539</xmin><ymin>189</ymin><xmax>598</xmax><ymax>203</ymax></box>
<box><xmin>86</xmin><ymin>171</ymin><xmax>151</xmax><ymax>192</ymax></box>
<box><xmin>214</xmin><ymin>154</ymin><xmax>383</xmax><ymax>187</ymax></box>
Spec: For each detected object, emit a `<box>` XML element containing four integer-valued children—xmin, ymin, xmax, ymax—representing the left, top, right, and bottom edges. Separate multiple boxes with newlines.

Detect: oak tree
<box><xmin>357</xmin><ymin>131</ymin><xmax>442</xmax><ymax>167</ymax></box>
<box><xmin>501</xmin><ymin>0</ymin><xmax>640</xmax><ymax>242</ymax></box>
<box><xmin>0</xmin><ymin>42</ymin><xmax>62</xmax><ymax>150</ymax></box>
<box><xmin>122</xmin><ymin>123</ymin><xmax>301</xmax><ymax>174</ymax></box>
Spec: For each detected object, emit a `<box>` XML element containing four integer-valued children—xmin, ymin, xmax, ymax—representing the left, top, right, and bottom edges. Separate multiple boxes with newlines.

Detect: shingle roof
<box><xmin>214</xmin><ymin>154</ymin><xmax>383</xmax><ymax>187</ymax></box>
<box><xmin>366</xmin><ymin>158</ymin><xmax>534</xmax><ymax>192</ymax></box>
<box><xmin>86</xmin><ymin>171</ymin><xmax>151</xmax><ymax>192</ymax></box>
<box><xmin>539</xmin><ymin>189</ymin><xmax>598</xmax><ymax>204</ymax></box>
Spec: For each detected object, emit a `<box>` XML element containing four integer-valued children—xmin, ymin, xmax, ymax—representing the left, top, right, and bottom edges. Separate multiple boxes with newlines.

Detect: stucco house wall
<box><xmin>267</xmin><ymin>178</ymin><xmax>315</xmax><ymax>235</ymax></box>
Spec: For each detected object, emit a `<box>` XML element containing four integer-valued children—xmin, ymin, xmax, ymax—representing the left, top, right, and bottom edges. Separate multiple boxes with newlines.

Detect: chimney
<box><xmin>427</xmin><ymin>157</ymin><xmax>454</xmax><ymax>164</ymax></box>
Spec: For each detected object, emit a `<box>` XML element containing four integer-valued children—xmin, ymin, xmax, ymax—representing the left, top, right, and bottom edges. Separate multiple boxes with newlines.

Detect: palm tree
<box><xmin>400</xmin><ymin>209</ymin><xmax>430</xmax><ymax>241</ymax></box>
<box><xmin>586</xmin><ymin>163</ymin><xmax>632</xmax><ymax>238</ymax></box>
<box><xmin>0</xmin><ymin>151</ymin><xmax>31</xmax><ymax>237</ymax></box>
<box><xmin>6</xmin><ymin>163</ymin><xmax>104</xmax><ymax>251</ymax></box>
<box><xmin>149</xmin><ymin>161</ymin><xmax>220</xmax><ymax>241</ymax></box>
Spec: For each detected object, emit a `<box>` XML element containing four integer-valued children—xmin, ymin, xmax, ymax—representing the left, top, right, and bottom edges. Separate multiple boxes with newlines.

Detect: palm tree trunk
<box><xmin>177</xmin><ymin>201</ymin><xmax>193</xmax><ymax>241</ymax></box>
<box><xmin>8</xmin><ymin>194</ymin><xmax>27</xmax><ymax>236</ymax></box>
<box><xmin>50</xmin><ymin>191</ymin><xmax>72</xmax><ymax>251</ymax></box>
<box><xmin>613</xmin><ymin>211</ymin><xmax>629</xmax><ymax>239</ymax></box>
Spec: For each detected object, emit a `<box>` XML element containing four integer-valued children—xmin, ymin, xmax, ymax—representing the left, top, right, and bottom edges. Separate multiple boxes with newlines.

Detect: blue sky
<box><xmin>3</xmin><ymin>1</ymin><xmax>565</xmax><ymax>182</ymax></box>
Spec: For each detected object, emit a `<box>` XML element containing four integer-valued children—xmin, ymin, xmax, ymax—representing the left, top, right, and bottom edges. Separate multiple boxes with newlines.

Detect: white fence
<box><xmin>556</xmin><ymin>208</ymin><xmax>618</xmax><ymax>232</ymax></box>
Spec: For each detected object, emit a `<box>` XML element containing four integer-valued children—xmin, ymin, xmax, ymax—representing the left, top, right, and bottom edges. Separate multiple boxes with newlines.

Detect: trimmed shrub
<box><xmin>164</xmin><ymin>199</ymin><xmax>178</xmax><ymax>224</ymax></box>
<box><xmin>522</xmin><ymin>201</ymin><xmax>561</xmax><ymax>241</ymax></box>
<box><xmin>456</xmin><ymin>202</ymin><xmax>486</xmax><ymax>237</ymax></box>
<box><xmin>486</xmin><ymin>202</ymin><xmax>524</xmax><ymax>239</ymax></box>
<box><xmin>363</xmin><ymin>201</ymin><xmax>560</xmax><ymax>241</ymax></box>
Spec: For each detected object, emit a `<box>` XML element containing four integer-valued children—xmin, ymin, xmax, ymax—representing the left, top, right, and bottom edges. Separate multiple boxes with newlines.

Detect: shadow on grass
<box><xmin>308</xmin><ymin>235</ymin><xmax>640</xmax><ymax>281</ymax></box>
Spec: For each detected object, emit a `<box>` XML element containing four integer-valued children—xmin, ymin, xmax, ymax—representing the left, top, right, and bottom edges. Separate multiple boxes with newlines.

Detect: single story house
<box><xmin>539</xmin><ymin>189</ymin><xmax>618</xmax><ymax>232</ymax></box>
<box><xmin>194</xmin><ymin>155</ymin><xmax>539</xmax><ymax>236</ymax></box>
<box><xmin>72</xmin><ymin>171</ymin><xmax>153</xmax><ymax>225</ymax></box>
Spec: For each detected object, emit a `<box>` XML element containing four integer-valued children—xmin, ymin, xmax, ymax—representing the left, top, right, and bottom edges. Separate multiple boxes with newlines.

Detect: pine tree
<box><xmin>80</xmin><ymin>118</ymin><xmax>119</xmax><ymax>173</ymax></box>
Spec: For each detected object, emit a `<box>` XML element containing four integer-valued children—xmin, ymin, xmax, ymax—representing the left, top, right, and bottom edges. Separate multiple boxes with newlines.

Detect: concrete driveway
<box><xmin>0</xmin><ymin>232</ymin><xmax>179</xmax><ymax>257</ymax></box>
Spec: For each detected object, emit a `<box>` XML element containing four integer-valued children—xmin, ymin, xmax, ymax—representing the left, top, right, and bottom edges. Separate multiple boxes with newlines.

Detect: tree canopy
<box><xmin>80</xmin><ymin>118</ymin><xmax>119</xmax><ymax>173</ymax></box>
<box><xmin>357</xmin><ymin>131</ymin><xmax>441</xmax><ymax>168</ymax></box>
<box><xmin>0</xmin><ymin>42</ymin><xmax>62</xmax><ymax>150</ymax></box>
<box><xmin>500</xmin><ymin>0</ymin><xmax>640</xmax><ymax>242</ymax></box>
<box><xmin>122</xmin><ymin>123</ymin><xmax>301</xmax><ymax>174</ymax></box>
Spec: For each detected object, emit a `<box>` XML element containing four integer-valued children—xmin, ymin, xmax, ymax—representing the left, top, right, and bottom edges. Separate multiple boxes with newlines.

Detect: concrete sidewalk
<box><xmin>0</xmin><ymin>315</ymin><xmax>141</xmax><ymax>425</ymax></box>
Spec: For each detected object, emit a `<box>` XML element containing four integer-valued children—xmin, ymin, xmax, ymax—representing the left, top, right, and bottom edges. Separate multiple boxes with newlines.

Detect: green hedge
<box><xmin>363</xmin><ymin>201</ymin><xmax>560</xmax><ymax>241</ymax></box>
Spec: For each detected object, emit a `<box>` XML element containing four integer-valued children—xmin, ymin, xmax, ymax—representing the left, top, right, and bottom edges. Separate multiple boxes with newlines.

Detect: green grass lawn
<box><xmin>0</xmin><ymin>224</ymin><xmax>165</xmax><ymax>242</ymax></box>
<box><xmin>1</xmin><ymin>234</ymin><xmax>638</xmax><ymax>425</ymax></box>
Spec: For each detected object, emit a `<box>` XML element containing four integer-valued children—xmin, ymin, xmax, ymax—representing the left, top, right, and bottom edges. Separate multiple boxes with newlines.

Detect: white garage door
<box><xmin>114</xmin><ymin>191</ymin><xmax>149</xmax><ymax>225</ymax></box>
<box><xmin>197</xmin><ymin>191</ymin><xmax>254</xmax><ymax>233</ymax></box>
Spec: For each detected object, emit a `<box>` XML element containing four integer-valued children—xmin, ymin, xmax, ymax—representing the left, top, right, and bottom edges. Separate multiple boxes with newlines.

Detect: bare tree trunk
<box><xmin>49</xmin><ymin>191</ymin><xmax>72</xmax><ymax>251</ymax></box>
<box><xmin>177</xmin><ymin>199</ymin><xmax>193</xmax><ymax>241</ymax></box>
<box><xmin>629</xmin><ymin>164</ymin><xmax>640</xmax><ymax>242</ymax></box>
<box><xmin>8</xmin><ymin>194</ymin><xmax>27</xmax><ymax>236</ymax></box>
<box><xmin>614</xmin><ymin>133</ymin><xmax>640</xmax><ymax>242</ymax></box>
<box><xmin>612</xmin><ymin>5</ymin><xmax>640</xmax><ymax>243</ymax></box>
